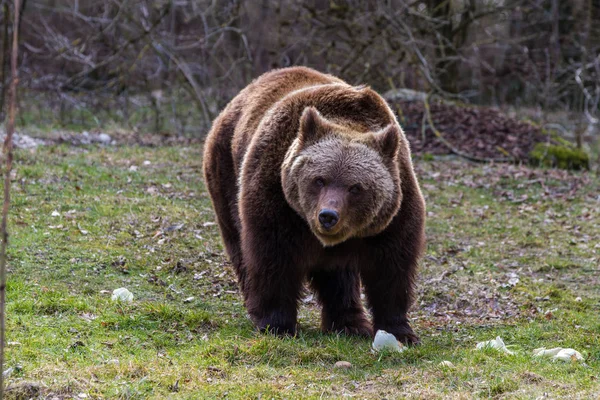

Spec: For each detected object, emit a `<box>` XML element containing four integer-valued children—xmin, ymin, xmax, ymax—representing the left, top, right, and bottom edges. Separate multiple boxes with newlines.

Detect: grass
<box><xmin>3</xmin><ymin>143</ymin><xmax>599</xmax><ymax>399</ymax></box>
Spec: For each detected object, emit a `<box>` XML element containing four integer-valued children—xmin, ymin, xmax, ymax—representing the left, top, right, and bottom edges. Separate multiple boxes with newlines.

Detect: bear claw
<box><xmin>394</xmin><ymin>331</ymin><xmax>421</xmax><ymax>346</ymax></box>
<box><xmin>323</xmin><ymin>314</ymin><xmax>373</xmax><ymax>337</ymax></box>
<box><xmin>254</xmin><ymin>313</ymin><xmax>297</xmax><ymax>336</ymax></box>
<box><xmin>259</xmin><ymin>324</ymin><xmax>296</xmax><ymax>336</ymax></box>
<box><xmin>375</xmin><ymin>324</ymin><xmax>420</xmax><ymax>346</ymax></box>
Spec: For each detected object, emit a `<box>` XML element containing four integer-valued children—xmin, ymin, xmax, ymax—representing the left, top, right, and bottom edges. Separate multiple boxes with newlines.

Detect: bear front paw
<box><xmin>375</xmin><ymin>323</ymin><xmax>420</xmax><ymax>346</ymax></box>
<box><xmin>253</xmin><ymin>311</ymin><xmax>297</xmax><ymax>336</ymax></box>
<box><xmin>341</xmin><ymin>321</ymin><xmax>373</xmax><ymax>337</ymax></box>
<box><xmin>323</xmin><ymin>313</ymin><xmax>373</xmax><ymax>337</ymax></box>
<box><xmin>392</xmin><ymin>330</ymin><xmax>420</xmax><ymax>346</ymax></box>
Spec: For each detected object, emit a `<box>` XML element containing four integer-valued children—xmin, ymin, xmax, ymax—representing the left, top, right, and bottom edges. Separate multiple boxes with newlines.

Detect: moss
<box><xmin>529</xmin><ymin>143</ymin><xmax>589</xmax><ymax>170</ymax></box>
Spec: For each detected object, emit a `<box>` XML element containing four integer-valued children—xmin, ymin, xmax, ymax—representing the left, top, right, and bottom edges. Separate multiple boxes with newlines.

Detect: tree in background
<box><xmin>5</xmin><ymin>0</ymin><xmax>600</xmax><ymax>145</ymax></box>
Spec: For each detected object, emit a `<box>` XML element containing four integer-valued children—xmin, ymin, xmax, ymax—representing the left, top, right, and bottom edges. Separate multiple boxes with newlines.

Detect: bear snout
<box><xmin>318</xmin><ymin>209</ymin><xmax>339</xmax><ymax>230</ymax></box>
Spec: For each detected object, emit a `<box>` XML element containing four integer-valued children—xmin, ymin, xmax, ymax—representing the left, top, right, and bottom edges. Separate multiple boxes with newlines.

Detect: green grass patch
<box><xmin>3</xmin><ymin>144</ymin><xmax>599</xmax><ymax>398</ymax></box>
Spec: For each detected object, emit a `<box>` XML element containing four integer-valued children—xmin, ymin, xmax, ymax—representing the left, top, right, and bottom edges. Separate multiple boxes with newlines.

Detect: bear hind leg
<box><xmin>203</xmin><ymin>110</ymin><xmax>246</xmax><ymax>293</ymax></box>
<box><xmin>310</xmin><ymin>267</ymin><xmax>372</xmax><ymax>337</ymax></box>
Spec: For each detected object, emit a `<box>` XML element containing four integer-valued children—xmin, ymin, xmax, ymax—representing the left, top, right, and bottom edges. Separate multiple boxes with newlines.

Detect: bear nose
<box><xmin>318</xmin><ymin>209</ymin><xmax>339</xmax><ymax>230</ymax></box>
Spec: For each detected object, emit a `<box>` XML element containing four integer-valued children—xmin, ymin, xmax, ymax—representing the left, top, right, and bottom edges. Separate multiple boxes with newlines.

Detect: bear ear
<box><xmin>298</xmin><ymin>107</ymin><xmax>325</xmax><ymax>147</ymax></box>
<box><xmin>373</xmin><ymin>124</ymin><xmax>400</xmax><ymax>159</ymax></box>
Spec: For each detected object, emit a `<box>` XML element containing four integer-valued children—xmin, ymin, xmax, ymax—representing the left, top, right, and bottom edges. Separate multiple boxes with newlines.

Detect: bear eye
<box><xmin>349</xmin><ymin>184</ymin><xmax>361</xmax><ymax>194</ymax></box>
<box><xmin>315</xmin><ymin>177</ymin><xmax>325</xmax><ymax>188</ymax></box>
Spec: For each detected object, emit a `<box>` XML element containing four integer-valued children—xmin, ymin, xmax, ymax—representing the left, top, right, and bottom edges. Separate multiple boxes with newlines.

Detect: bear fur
<box><xmin>203</xmin><ymin>67</ymin><xmax>426</xmax><ymax>344</ymax></box>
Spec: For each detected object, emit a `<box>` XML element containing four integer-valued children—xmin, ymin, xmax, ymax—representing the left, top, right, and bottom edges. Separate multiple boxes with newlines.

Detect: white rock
<box><xmin>111</xmin><ymin>287</ymin><xmax>134</xmax><ymax>302</ymax></box>
<box><xmin>6</xmin><ymin>133</ymin><xmax>47</xmax><ymax>149</ymax></box>
<box><xmin>476</xmin><ymin>336</ymin><xmax>514</xmax><ymax>355</ymax></box>
<box><xmin>372</xmin><ymin>330</ymin><xmax>405</xmax><ymax>353</ymax></box>
<box><xmin>97</xmin><ymin>133</ymin><xmax>112</xmax><ymax>144</ymax></box>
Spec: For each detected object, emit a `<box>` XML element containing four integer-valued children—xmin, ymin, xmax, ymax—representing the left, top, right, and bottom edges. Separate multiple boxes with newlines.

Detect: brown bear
<box><xmin>203</xmin><ymin>67</ymin><xmax>425</xmax><ymax>344</ymax></box>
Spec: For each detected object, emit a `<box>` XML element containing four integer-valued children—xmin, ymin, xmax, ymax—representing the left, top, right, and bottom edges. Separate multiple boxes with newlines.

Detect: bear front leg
<box><xmin>245</xmin><ymin>258</ymin><xmax>303</xmax><ymax>335</ymax></box>
<box><xmin>310</xmin><ymin>267</ymin><xmax>372</xmax><ymax>337</ymax></box>
<box><xmin>360</xmin><ymin>210</ymin><xmax>425</xmax><ymax>345</ymax></box>
<box><xmin>240</xmin><ymin>207</ymin><xmax>307</xmax><ymax>336</ymax></box>
<box><xmin>361</xmin><ymin>254</ymin><xmax>420</xmax><ymax>345</ymax></box>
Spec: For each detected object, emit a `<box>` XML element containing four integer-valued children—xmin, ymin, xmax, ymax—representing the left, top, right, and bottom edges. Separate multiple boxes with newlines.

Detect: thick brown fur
<box><xmin>203</xmin><ymin>67</ymin><xmax>426</xmax><ymax>344</ymax></box>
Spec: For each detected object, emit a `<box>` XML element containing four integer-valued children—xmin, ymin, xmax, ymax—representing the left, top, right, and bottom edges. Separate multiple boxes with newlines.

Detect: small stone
<box><xmin>334</xmin><ymin>361</ymin><xmax>352</xmax><ymax>369</ymax></box>
<box><xmin>183</xmin><ymin>296</ymin><xmax>195</xmax><ymax>303</ymax></box>
<box><xmin>97</xmin><ymin>133</ymin><xmax>112</xmax><ymax>144</ymax></box>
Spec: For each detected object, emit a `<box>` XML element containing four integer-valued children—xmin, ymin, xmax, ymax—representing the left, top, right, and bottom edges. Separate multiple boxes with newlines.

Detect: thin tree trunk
<box><xmin>0</xmin><ymin>0</ymin><xmax>19</xmax><ymax>396</ymax></box>
<box><xmin>0</xmin><ymin>2</ymin><xmax>10</xmax><ymax>120</ymax></box>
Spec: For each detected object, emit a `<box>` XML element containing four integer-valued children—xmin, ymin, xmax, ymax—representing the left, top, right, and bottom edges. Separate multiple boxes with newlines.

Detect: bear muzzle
<box><xmin>318</xmin><ymin>209</ymin><xmax>339</xmax><ymax>230</ymax></box>
<box><xmin>313</xmin><ymin>208</ymin><xmax>350</xmax><ymax>246</ymax></box>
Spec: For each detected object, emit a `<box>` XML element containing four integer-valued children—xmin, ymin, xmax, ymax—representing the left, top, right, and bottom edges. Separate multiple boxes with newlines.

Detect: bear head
<box><xmin>281</xmin><ymin>106</ymin><xmax>402</xmax><ymax>247</ymax></box>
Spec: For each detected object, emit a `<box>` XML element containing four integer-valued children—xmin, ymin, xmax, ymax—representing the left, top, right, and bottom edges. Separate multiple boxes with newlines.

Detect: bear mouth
<box><xmin>314</xmin><ymin>226</ymin><xmax>350</xmax><ymax>246</ymax></box>
<box><xmin>314</xmin><ymin>222</ymin><xmax>343</xmax><ymax>237</ymax></box>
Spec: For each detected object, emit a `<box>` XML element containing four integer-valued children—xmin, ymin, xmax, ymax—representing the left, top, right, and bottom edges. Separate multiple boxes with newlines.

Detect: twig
<box><xmin>0</xmin><ymin>2</ymin><xmax>9</xmax><ymax>120</ymax></box>
<box><xmin>59</xmin><ymin>3</ymin><xmax>171</xmax><ymax>90</ymax></box>
<box><xmin>151</xmin><ymin>43</ymin><xmax>212</xmax><ymax>125</ymax></box>
<box><xmin>420</xmin><ymin>106</ymin><xmax>427</xmax><ymax>145</ymax></box>
<box><xmin>423</xmin><ymin>94</ymin><xmax>513</xmax><ymax>163</ymax></box>
<box><xmin>0</xmin><ymin>0</ymin><xmax>19</xmax><ymax>395</ymax></box>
